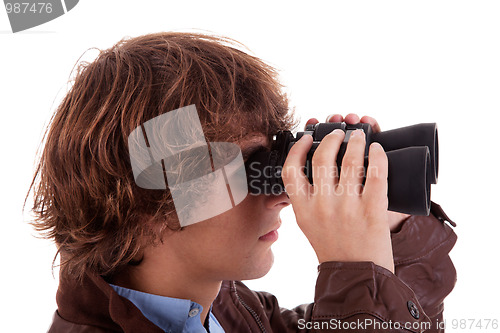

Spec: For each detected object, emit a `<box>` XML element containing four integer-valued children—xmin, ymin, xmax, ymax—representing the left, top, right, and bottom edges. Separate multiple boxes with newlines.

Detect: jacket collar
<box><xmin>56</xmin><ymin>271</ymin><xmax>163</xmax><ymax>332</ymax></box>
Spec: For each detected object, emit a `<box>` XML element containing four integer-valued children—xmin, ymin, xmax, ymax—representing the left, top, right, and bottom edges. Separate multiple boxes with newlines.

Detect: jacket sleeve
<box><xmin>390</xmin><ymin>201</ymin><xmax>457</xmax><ymax>332</ymax></box>
<box><xmin>251</xmin><ymin>202</ymin><xmax>457</xmax><ymax>333</ymax></box>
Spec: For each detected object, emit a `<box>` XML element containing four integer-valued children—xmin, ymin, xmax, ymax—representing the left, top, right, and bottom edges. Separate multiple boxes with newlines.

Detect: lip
<box><xmin>259</xmin><ymin>217</ymin><xmax>282</xmax><ymax>242</ymax></box>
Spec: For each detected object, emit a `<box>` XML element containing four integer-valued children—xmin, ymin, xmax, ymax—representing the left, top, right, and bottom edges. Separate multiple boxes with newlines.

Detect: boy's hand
<box><xmin>282</xmin><ymin>114</ymin><xmax>395</xmax><ymax>273</ymax></box>
<box><xmin>304</xmin><ymin>114</ymin><xmax>410</xmax><ymax>232</ymax></box>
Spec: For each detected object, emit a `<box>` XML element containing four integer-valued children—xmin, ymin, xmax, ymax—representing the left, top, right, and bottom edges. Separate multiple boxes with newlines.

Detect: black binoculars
<box><xmin>245</xmin><ymin>122</ymin><xmax>438</xmax><ymax>215</ymax></box>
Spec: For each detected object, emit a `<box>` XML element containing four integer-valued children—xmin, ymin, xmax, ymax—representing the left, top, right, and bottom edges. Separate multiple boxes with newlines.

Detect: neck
<box><xmin>111</xmin><ymin>250</ymin><xmax>221</xmax><ymax>326</ymax></box>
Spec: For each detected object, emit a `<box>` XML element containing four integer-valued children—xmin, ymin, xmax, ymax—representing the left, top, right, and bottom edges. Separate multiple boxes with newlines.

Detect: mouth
<box><xmin>259</xmin><ymin>217</ymin><xmax>282</xmax><ymax>242</ymax></box>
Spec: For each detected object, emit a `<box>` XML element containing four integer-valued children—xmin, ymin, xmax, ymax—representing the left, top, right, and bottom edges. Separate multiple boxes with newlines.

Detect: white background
<box><xmin>1</xmin><ymin>1</ymin><xmax>499</xmax><ymax>332</ymax></box>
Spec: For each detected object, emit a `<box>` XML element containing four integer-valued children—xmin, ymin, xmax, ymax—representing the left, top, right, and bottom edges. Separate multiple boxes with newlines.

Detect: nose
<box><xmin>265</xmin><ymin>191</ymin><xmax>291</xmax><ymax>209</ymax></box>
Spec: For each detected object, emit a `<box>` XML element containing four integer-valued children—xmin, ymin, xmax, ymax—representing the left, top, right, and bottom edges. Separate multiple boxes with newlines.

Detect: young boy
<box><xmin>28</xmin><ymin>32</ymin><xmax>457</xmax><ymax>332</ymax></box>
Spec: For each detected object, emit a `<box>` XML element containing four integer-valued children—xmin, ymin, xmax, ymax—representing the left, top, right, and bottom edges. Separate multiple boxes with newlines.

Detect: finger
<box><xmin>326</xmin><ymin>114</ymin><xmax>343</xmax><ymax>123</ymax></box>
<box><xmin>304</xmin><ymin>118</ymin><xmax>319</xmax><ymax>130</ymax></box>
<box><xmin>360</xmin><ymin>115</ymin><xmax>382</xmax><ymax>133</ymax></box>
<box><xmin>363</xmin><ymin>142</ymin><xmax>388</xmax><ymax>206</ymax></box>
<box><xmin>282</xmin><ymin>134</ymin><xmax>314</xmax><ymax>200</ymax></box>
<box><xmin>338</xmin><ymin>129</ymin><xmax>366</xmax><ymax>196</ymax></box>
<box><xmin>344</xmin><ymin>113</ymin><xmax>360</xmax><ymax>124</ymax></box>
<box><xmin>311</xmin><ymin>129</ymin><xmax>345</xmax><ymax>189</ymax></box>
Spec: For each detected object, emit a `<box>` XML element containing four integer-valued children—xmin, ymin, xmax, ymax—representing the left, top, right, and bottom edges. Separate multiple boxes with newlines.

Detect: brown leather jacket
<box><xmin>48</xmin><ymin>202</ymin><xmax>457</xmax><ymax>333</ymax></box>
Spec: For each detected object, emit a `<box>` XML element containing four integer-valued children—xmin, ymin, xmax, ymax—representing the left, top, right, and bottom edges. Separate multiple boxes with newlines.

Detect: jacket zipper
<box><xmin>232</xmin><ymin>281</ymin><xmax>267</xmax><ymax>333</ymax></box>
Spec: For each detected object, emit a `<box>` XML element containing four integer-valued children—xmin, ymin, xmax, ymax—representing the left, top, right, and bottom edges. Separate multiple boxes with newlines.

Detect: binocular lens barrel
<box><xmin>385</xmin><ymin>146</ymin><xmax>432</xmax><ymax>215</ymax></box>
<box><xmin>372</xmin><ymin>123</ymin><xmax>438</xmax><ymax>185</ymax></box>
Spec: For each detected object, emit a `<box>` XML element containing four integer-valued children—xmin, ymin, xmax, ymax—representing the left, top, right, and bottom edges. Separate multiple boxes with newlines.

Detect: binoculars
<box><xmin>245</xmin><ymin>122</ymin><xmax>438</xmax><ymax>215</ymax></box>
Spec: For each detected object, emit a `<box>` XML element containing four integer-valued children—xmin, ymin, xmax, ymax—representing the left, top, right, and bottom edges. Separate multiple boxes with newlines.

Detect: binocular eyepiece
<box><xmin>245</xmin><ymin>122</ymin><xmax>438</xmax><ymax>216</ymax></box>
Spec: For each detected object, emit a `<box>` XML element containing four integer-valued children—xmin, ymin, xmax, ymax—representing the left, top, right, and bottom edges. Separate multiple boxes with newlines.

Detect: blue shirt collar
<box><xmin>110</xmin><ymin>283</ymin><xmax>224</xmax><ymax>333</ymax></box>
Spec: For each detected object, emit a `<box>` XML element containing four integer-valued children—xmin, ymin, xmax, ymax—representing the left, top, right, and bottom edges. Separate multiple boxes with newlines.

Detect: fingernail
<box><xmin>300</xmin><ymin>133</ymin><xmax>312</xmax><ymax>141</ymax></box>
<box><xmin>332</xmin><ymin>129</ymin><xmax>344</xmax><ymax>135</ymax></box>
<box><xmin>371</xmin><ymin>142</ymin><xmax>383</xmax><ymax>150</ymax></box>
<box><xmin>350</xmin><ymin>129</ymin><xmax>364</xmax><ymax>137</ymax></box>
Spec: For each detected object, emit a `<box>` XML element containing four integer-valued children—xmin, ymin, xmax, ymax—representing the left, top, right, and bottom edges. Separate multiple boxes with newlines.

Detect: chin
<box><xmin>240</xmin><ymin>248</ymin><xmax>275</xmax><ymax>281</ymax></box>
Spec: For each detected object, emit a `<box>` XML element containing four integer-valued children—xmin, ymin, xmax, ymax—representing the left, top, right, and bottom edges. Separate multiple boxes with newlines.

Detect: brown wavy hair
<box><xmin>25</xmin><ymin>32</ymin><xmax>298</xmax><ymax>281</ymax></box>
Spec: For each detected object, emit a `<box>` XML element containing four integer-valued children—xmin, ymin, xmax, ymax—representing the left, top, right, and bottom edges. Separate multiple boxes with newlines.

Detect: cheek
<box><xmin>199</xmin><ymin>199</ymin><xmax>263</xmax><ymax>252</ymax></box>
<box><xmin>198</xmin><ymin>218</ymin><xmax>259</xmax><ymax>260</ymax></box>
<box><xmin>189</xmin><ymin>216</ymin><xmax>273</xmax><ymax>279</ymax></box>
<box><xmin>175</xmin><ymin>194</ymin><xmax>275</xmax><ymax>279</ymax></box>
<box><xmin>215</xmin><ymin>226</ymin><xmax>275</xmax><ymax>279</ymax></box>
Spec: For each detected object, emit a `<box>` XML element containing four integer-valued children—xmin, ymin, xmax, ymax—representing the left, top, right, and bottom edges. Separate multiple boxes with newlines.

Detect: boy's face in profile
<box><xmin>140</xmin><ymin>133</ymin><xmax>291</xmax><ymax>281</ymax></box>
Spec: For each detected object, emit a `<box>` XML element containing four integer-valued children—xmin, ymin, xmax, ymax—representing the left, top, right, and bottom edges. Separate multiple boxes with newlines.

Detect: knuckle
<box><xmin>369</xmin><ymin>151</ymin><xmax>387</xmax><ymax>165</ymax></box>
<box><xmin>337</xmin><ymin>203</ymin><xmax>359</xmax><ymax>221</ymax></box>
<box><xmin>281</xmin><ymin>165</ymin><xmax>295</xmax><ymax>181</ymax></box>
<box><xmin>346</xmin><ymin>137</ymin><xmax>365</xmax><ymax>151</ymax></box>
<box><xmin>287</xmin><ymin>146</ymin><xmax>301</xmax><ymax>157</ymax></box>
<box><xmin>315</xmin><ymin>202</ymin><xmax>333</xmax><ymax>217</ymax></box>
<box><xmin>312</xmin><ymin>154</ymin><xmax>329</xmax><ymax>167</ymax></box>
<box><xmin>342</xmin><ymin>155</ymin><xmax>359</xmax><ymax>168</ymax></box>
<box><xmin>364</xmin><ymin>196</ymin><xmax>389</xmax><ymax>213</ymax></box>
<box><xmin>372</xmin><ymin>147</ymin><xmax>388</xmax><ymax>160</ymax></box>
<box><xmin>367</xmin><ymin>164</ymin><xmax>387</xmax><ymax>180</ymax></box>
<box><xmin>348</xmin><ymin>136</ymin><xmax>364</xmax><ymax>146</ymax></box>
<box><xmin>284</xmin><ymin>152</ymin><xmax>303</xmax><ymax>165</ymax></box>
<box><xmin>281</xmin><ymin>165</ymin><xmax>296</xmax><ymax>180</ymax></box>
<box><xmin>312</xmin><ymin>147</ymin><xmax>332</xmax><ymax>166</ymax></box>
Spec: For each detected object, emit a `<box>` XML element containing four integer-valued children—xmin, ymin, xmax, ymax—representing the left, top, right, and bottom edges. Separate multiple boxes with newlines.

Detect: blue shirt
<box><xmin>110</xmin><ymin>284</ymin><xmax>225</xmax><ymax>333</ymax></box>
